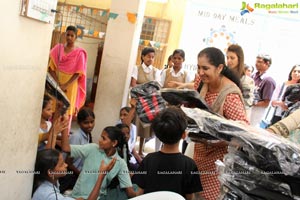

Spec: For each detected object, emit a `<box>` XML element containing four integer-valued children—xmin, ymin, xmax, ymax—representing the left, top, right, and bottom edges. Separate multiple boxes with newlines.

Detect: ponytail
<box><xmin>104</xmin><ymin>126</ymin><xmax>130</xmax><ymax>166</ymax></box>
<box><xmin>221</xmin><ymin>65</ymin><xmax>242</xmax><ymax>91</ymax></box>
<box><xmin>32</xmin><ymin>149</ymin><xmax>60</xmax><ymax>196</ymax></box>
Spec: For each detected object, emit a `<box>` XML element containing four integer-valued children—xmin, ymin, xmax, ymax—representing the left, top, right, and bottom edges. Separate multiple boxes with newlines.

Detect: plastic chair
<box><xmin>129</xmin><ymin>191</ymin><xmax>185</xmax><ymax>200</ymax></box>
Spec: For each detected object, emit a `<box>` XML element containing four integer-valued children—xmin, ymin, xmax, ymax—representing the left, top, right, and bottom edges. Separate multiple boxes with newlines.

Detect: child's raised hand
<box><xmin>130</xmin><ymin>98</ymin><xmax>137</xmax><ymax>108</ymax></box>
<box><xmin>52</xmin><ymin>100</ymin><xmax>66</xmax><ymax>120</ymax></box>
<box><xmin>52</xmin><ymin>115</ymin><xmax>69</xmax><ymax>135</ymax></box>
<box><xmin>99</xmin><ymin>157</ymin><xmax>116</xmax><ymax>176</ymax></box>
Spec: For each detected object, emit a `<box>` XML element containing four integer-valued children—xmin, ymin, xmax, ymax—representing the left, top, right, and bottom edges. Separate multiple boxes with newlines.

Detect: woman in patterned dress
<box><xmin>193</xmin><ymin>47</ymin><xmax>249</xmax><ymax>200</ymax></box>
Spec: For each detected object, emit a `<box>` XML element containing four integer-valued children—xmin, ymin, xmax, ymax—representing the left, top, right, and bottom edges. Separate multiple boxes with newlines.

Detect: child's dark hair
<box><xmin>116</xmin><ymin>123</ymin><xmax>130</xmax><ymax>131</ymax></box>
<box><xmin>151</xmin><ymin>107</ymin><xmax>187</xmax><ymax>144</ymax></box>
<box><xmin>105</xmin><ymin>126</ymin><xmax>131</xmax><ymax>189</ymax></box>
<box><xmin>104</xmin><ymin>126</ymin><xmax>130</xmax><ymax>164</ymax></box>
<box><xmin>77</xmin><ymin>107</ymin><xmax>95</xmax><ymax>123</ymax></box>
<box><xmin>32</xmin><ymin>149</ymin><xmax>60</xmax><ymax>196</ymax></box>
<box><xmin>119</xmin><ymin>106</ymin><xmax>135</xmax><ymax>123</ymax></box>
<box><xmin>172</xmin><ymin>49</ymin><xmax>185</xmax><ymax>60</ymax></box>
<box><xmin>66</xmin><ymin>25</ymin><xmax>78</xmax><ymax>36</ymax></box>
<box><xmin>77</xmin><ymin>107</ymin><xmax>95</xmax><ymax>143</ymax></box>
<box><xmin>120</xmin><ymin>107</ymin><xmax>130</xmax><ymax>114</ymax></box>
<box><xmin>42</xmin><ymin>94</ymin><xmax>52</xmax><ymax>109</ymax></box>
<box><xmin>198</xmin><ymin>47</ymin><xmax>242</xmax><ymax>91</ymax></box>
<box><xmin>141</xmin><ymin>47</ymin><xmax>155</xmax><ymax>63</ymax></box>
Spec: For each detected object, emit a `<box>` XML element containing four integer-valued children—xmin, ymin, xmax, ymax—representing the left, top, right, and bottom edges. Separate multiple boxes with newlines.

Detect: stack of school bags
<box><xmin>181</xmin><ymin>107</ymin><xmax>300</xmax><ymax>200</ymax></box>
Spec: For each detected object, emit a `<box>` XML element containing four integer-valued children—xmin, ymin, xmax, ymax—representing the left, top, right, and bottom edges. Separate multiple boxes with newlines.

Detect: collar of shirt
<box><xmin>142</xmin><ymin>63</ymin><xmax>153</xmax><ymax>73</ymax></box>
<box><xmin>79</xmin><ymin>128</ymin><xmax>90</xmax><ymax>142</ymax></box>
<box><xmin>260</xmin><ymin>72</ymin><xmax>269</xmax><ymax>80</ymax></box>
<box><xmin>99</xmin><ymin>147</ymin><xmax>121</xmax><ymax>160</ymax></box>
<box><xmin>169</xmin><ymin>67</ymin><xmax>185</xmax><ymax>77</ymax></box>
<box><xmin>254</xmin><ymin>71</ymin><xmax>268</xmax><ymax>80</ymax></box>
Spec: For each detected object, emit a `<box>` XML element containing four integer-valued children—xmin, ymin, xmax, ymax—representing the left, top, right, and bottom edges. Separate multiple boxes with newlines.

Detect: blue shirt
<box><xmin>32</xmin><ymin>181</ymin><xmax>74</xmax><ymax>200</ymax></box>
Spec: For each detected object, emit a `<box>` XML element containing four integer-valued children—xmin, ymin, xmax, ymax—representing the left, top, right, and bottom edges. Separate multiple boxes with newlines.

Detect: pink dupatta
<box><xmin>50</xmin><ymin>44</ymin><xmax>87</xmax><ymax>110</ymax></box>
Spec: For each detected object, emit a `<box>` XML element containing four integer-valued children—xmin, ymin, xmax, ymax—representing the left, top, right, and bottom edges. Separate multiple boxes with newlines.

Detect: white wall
<box><xmin>76</xmin><ymin>37</ymin><xmax>101</xmax><ymax>102</ymax></box>
<box><xmin>180</xmin><ymin>0</ymin><xmax>300</xmax><ymax>84</ymax></box>
<box><xmin>93</xmin><ymin>0</ymin><xmax>147</xmax><ymax>140</ymax></box>
<box><xmin>0</xmin><ymin>1</ymin><xmax>53</xmax><ymax>199</ymax></box>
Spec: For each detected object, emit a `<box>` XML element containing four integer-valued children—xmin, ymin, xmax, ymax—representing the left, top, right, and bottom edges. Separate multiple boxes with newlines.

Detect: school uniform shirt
<box><xmin>38</xmin><ymin>121</ymin><xmax>52</xmax><ymax>151</ymax></box>
<box><xmin>69</xmin><ymin>128</ymin><xmax>91</xmax><ymax>170</ymax></box>
<box><xmin>70</xmin><ymin>143</ymin><xmax>132</xmax><ymax>199</ymax></box>
<box><xmin>131</xmin><ymin>63</ymin><xmax>161</xmax><ymax>84</ymax></box>
<box><xmin>132</xmin><ymin>151</ymin><xmax>202</xmax><ymax>198</ymax></box>
<box><xmin>32</xmin><ymin>181</ymin><xmax>74</xmax><ymax>200</ymax></box>
<box><xmin>160</xmin><ymin>67</ymin><xmax>194</xmax><ymax>88</ymax></box>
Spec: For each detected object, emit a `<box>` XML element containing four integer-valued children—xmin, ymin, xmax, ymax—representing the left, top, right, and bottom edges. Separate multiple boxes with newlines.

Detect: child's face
<box><xmin>78</xmin><ymin>116</ymin><xmax>95</xmax><ymax>134</ymax></box>
<box><xmin>121</xmin><ymin>127</ymin><xmax>130</xmax><ymax>142</ymax></box>
<box><xmin>172</xmin><ymin>53</ymin><xmax>184</xmax><ymax>68</ymax></box>
<box><xmin>42</xmin><ymin>100</ymin><xmax>53</xmax><ymax>120</ymax></box>
<box><xmin>120</xmin><ymin>109</ymin><xmax>129</xmax><ymax>124</ymax></box>
<box><xmin>142</xmin><ymin>52</ymin><xmax>155</xmax><ymax>66</ymax></box>
<box><xmin>99</xmin><ymin>131</ymin><xmax>116</xmax><ymax>151</ymax></box>
<box><xmin>51</xmin><ymin>153</ymin><xmax>68</xmax><ymax>178</ymax></box>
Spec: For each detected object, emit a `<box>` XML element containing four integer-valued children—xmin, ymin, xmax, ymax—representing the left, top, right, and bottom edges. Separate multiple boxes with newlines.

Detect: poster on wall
<box><xmin>20</xmin><ymin>0</ymin><xmax>58</xmax><ymax>23</ymax></box>
<box><xmin>179</xmin><ymin>0</ymin><xmax>300</xmax><ymax>83</ymax></box>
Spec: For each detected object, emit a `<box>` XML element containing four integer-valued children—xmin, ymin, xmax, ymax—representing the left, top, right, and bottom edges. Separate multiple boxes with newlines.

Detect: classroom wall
<box><xmin>58</xmin><ymin>0</ymin><xmax>187</xmax><ymax>69</ymax></box>
<box><xmin>145</xmin><ymin>0</ymin><xmax>187</xmax><ymax>65</ymax></box>
<box><xmin>59</xmin><ymin>0</ymin><xmax>111</xmax><ymax>9</ymax></box>
<box><xmin>76</xmin><ymin>37</ymin><xmax>100</xmax><ymax>101</ymax></box>
<box><xmin>0</xmin><ymin>0</ymin><xmax>53</xmax><ymax>199</ymax></box>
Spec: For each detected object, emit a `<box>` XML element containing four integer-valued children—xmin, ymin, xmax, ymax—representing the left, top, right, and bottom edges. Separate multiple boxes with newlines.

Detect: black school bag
<box><xmin>130</xmin><ymin>81</ymin><xmax>166</xmax><ymax>124</ymax></box>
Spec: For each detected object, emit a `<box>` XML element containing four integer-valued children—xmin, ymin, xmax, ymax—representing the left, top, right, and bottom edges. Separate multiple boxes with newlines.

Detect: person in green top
<box><xmin>61</xmin><ymin>126</ymin><xmax>140</xmax><ymax>199</ymax></box>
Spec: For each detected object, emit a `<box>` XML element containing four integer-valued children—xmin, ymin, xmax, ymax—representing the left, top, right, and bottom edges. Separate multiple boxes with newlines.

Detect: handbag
<box><xmin>260</xmin><ymin>83</ymin><xmax>285</xmax><ymax>128</ymax></box>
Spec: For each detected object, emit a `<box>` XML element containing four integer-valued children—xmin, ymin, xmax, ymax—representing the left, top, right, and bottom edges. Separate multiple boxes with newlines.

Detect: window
<box><xmin>54</xmin><ymin>3</ymin><xmax>108</xmax><ymax>39</ymax></box>
<box><xmin>137</xmin><ymin>17</ymin><xmax>171</xmax><ymax>69</ymax></box>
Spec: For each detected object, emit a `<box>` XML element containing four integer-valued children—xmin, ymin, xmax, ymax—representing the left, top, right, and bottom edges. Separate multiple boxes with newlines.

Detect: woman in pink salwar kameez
<box><xmin>48</xmin><ymin>25</ymin><xmax>87</xmax><ymax>131</ymax></box>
